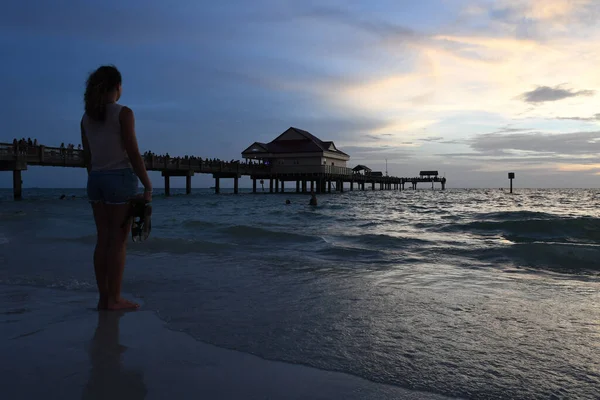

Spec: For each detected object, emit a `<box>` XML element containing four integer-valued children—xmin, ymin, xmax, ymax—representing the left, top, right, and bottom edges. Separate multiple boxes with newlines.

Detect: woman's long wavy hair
<box><xmin>84</xmin><ymin>65</ymin><xmax>122</xmax><ymax>122</ymax></box>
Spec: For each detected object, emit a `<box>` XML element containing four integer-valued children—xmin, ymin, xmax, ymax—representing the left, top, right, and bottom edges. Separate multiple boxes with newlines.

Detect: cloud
<box><xmin>481</xmin><ymin>0</ymin><xmax>599</xmax><ymax>39</ymax></box>
<box><xmin>365</xmin><ymin>135</ymin><xmax>382</xmax><ymax>141</ymax></box>
<box><xmin>419</xmin><ymin>136</ymin><xmax>444</xmax><ymax>142</ymax></box>
<box><xmin>433</xmin><ymin>128</ymin><xmax>600</xmax><ymax>178</ymax></box>
<box><xmin>470</xmin><ymin>130</ymin><xmax>600</xmax><ymax>156</ymax></box>
<box><xmin>299</xmin><ymin>6</ymin><xmax>417</xmax><ymax>41</ymax></box>
<box><xmin>488</xmin><ymin>127</ymin><xmax>532</xmax><ymax>134</ymax></box>
<box><xmin>489</xmin><ymin>0</ymin><xmax>593</xmax><ymax>23</ymax></box>
<box><xmin>557</xmin><ymin>163</ymin><xmax>600</xmax><ymax>172</ymax></box>
<box><xmin>555</xmin><ymin>113</ymin><xmax>600</xmax><ymax>121</ymax></box>
<box><xmin>339</xmin><ymin>145</ymin><xmax>414</xmax><ymax>162</ymax></box>
<box><xmin>438</xmin><ymin>153</ymin><xmax>596</xmax><ymax>164</ymax></box>
<box><xmin>519</xmin><ymin>85</ymin><xmax>595</xmax><ymax>103</ymax></box>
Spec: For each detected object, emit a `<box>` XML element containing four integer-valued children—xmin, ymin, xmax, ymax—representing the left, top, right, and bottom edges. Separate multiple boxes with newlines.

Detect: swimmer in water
<box><xmin>285</xmin><ymin>199</ymin><xmax>291</xmax><ymax>205</ymax></box>
<box><xmin>309</xmin><ymin>190</ymin><xmax>317</xmax><ymax>206</ymax></box>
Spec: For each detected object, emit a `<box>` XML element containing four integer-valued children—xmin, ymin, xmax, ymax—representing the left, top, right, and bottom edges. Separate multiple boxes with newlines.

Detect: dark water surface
<box><xmin>1</xmin><ymin>188</ymin><xmax>599</xmax><ymax>399</ymax></box>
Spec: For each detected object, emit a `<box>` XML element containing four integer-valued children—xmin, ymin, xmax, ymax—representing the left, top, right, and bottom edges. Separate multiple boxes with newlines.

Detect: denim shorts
<box><xmin>87</xmin><ymin>168</ymin><xmax>139</xmax><ymax>204</ymax></box>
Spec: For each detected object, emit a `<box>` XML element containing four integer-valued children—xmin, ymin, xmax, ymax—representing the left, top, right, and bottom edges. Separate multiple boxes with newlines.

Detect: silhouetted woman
<box><xmin>81</xmin><ymin>65</ymin><xmax>152</xmax><ymax>311</ymax></box>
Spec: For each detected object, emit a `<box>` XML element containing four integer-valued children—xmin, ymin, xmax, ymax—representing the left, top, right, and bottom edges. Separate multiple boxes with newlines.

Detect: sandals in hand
<box><xmin>127</xmin><ymin>198</ymin><xmax>152</xmax><ymax>242</ymax></box>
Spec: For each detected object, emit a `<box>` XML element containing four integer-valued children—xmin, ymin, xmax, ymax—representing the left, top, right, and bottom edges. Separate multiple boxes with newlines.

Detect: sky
<box><xmin>1</xmin><ymin>0</ymin><xmax>600</xmax><ymax>189</ymax></box>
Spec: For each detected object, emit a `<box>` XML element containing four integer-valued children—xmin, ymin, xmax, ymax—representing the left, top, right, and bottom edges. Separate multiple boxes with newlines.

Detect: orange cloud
<box><xmin>557</xmin><ymin>163</ymin><xmax>600</xmax><ymax>172</ymax></box>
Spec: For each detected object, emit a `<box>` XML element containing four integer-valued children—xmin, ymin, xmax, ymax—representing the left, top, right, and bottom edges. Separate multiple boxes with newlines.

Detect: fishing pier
<box><xmin>0</xmin><ymin>128</ymin><xmax>446</xmax><ymax>200</ymax></box>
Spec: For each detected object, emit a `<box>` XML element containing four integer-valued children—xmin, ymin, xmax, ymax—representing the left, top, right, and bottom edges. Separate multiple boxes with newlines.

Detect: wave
<box><xmin>332</xmin><ymin>233</ymin><xmax>431</xmax><ymax>250</ymax></box>
<box><xmin>40</xmin><ymin>234</ymin><xmax>233</xmax><ymax>255</ymax></box>
<box><xmin>0</xmin><ymin>277</ymin><xmax>94</xmax><ymax>291</ymax></box>
<box><xmin>320</xmin><ymin>204</ymin><xmax>346</xmax><ymax>210</ymax></box>
<box><xmin>182</xmin><ymin>220</ymin><xmax>218</xmax><ymax>229</ymax></box>
<box><xmin>448</xmin><ymin>241</ymin><xmax>600</xmax><ymax>273</ymax></box>
<box><xmin>438</xmin><ymin>217</ymin><xmax>600</xmax><ymax>244</ymax></box>
<box><xmin>218</xmin><ymin>224</ymin><xmax>323</xmax><ymax>244</ymax></box>
<box><xmin>40</xmin><ymin>223</ymin><xmax>324</xmax><ymax>253</ymax></box>
<box><xmin>474</xmin><ymin>211</ymin><xmax>559</xmax><ymax>221</ymax></box>
<box><xmin>44</xmin><ymin>234</ymin><xmax>97</xmax><ymax>245</ymax></box>
<box><xmin>509</xmin><ymin>242</ymin><xmax>600</xmax><ymax>272</ymax></box>
<box><xmin>316</xmin><ymin>241</ymin><xmax>384</xmax><ymax>258</ymax></box>
<box><xmin>356</xmin><ymin>221</ymin><xmax>383</xmax><ymax>228</ymax></box>
<box><xmin>128</xmin><ymin>237</ymin><xmax>232</xmax><ymax>255</ymax></box>
<box><xmin>295</xmin><ymin>209</ymin><xmax>332</xmax><ymax>217</ymax></box>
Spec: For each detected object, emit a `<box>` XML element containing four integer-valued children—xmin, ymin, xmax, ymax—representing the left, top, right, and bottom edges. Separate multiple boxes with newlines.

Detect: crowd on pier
<box><xmin>11</xmin><ymin>138</ymin><xmax>39</xmax><ymax>155</ymax></box>
<box><xmin>143</xmin><ymin>151</ymin><xmax>266</xmax><ymax>169</ymax></box>
<box><xmin>5</xmin><ymin>138</ymin><xmax>267</xmax><ymax>170</ymax></box>
<box><xmin>10</xmin><ymin>138</ymin><xmax>81</xmax><ymax>158</ymax></box>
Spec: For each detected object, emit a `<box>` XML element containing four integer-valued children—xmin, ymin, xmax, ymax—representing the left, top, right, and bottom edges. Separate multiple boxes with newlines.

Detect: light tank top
<box><xmin>82</xmin><ymin>102</ymin><xmax>132</xmax><ymax>171</ymax></box>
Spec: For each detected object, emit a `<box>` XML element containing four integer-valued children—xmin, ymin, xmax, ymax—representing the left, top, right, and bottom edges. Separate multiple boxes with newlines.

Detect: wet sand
<box><xmin>0</xmin><ymin>285</ymin><xmax>453</xmax><ymax>400</ymax></box>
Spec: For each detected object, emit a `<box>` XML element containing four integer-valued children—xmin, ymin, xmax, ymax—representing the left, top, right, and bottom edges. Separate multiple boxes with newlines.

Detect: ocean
<box><xmin>1</xmin><ymin>187</ymin><xmax>599</xmax><ymax>399</ymax></box>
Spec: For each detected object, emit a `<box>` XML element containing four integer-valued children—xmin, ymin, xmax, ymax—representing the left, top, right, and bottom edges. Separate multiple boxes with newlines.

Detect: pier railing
<box><xmin>0</xmin><ymin>143</ymin><xmax>272</xmax><ymax>175</ymax></box>
<box><xmin>1</xmin><ymin>142</ymin><xmax>447</xmax><ymax>199</ymax></box>
<box><xmin>1</xmin><ymin>143</ymin><xmax>363</xmax><ymax>178</ymax></box>
<box><xmin>267</xmin><ymin>165</ymin><xmax>354</xmax><ymax>176</ymax></box>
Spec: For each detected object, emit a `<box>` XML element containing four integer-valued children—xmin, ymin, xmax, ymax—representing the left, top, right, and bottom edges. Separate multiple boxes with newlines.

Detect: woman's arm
<box><xmin>119</xmin><ymin>106</ymin><xmax>152</xmax><ymax>192</ymax></box>
<box><xmin>80</xmin><ymin>119</ymin><xmax>91</xmax><ymax>174</ymax></box>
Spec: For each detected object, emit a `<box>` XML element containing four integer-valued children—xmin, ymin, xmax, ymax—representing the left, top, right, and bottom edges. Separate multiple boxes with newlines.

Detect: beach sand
<box><xmin>0</xmin><ymin>284</ymin><xmax>452</xmax><ymax>400</ymax></box>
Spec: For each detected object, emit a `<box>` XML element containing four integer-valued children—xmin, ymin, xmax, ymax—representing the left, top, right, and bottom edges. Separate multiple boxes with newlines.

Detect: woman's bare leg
<box><xmin>91</xmin><ymin>202</ymin><xmax>109</xmax><ymax>310</ymax></box>
<box><xmin>104</xmin><ymin>203</ymin><xmax>138</xmax><ymax>310</ymax></box>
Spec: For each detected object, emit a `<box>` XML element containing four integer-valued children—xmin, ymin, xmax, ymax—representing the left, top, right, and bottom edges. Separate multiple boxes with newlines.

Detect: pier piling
<box><xmin>164</xmin><ymin>175</ymin><xmax>170</xmax><ymax>197</ymax></box>
<box><xmin>13</xmin><ymin>170</ymin><xmax>22</xmax><ymax>200</ymax></box>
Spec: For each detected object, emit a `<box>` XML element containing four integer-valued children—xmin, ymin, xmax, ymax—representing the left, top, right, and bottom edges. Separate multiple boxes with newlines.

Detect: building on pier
<box><xmin>241</xmin><ymin>127</ymin><xmax>350</xmax><ymax>174</ymax></box>
<box><xmin>352</xmin><ymin>165</ymin><xmax>372</xmax><ymax>176</ymax></box>
<box><xmin>420</xmin><ymin>170</ymin><xmax>439</xmax><ymax>179</ymax></box>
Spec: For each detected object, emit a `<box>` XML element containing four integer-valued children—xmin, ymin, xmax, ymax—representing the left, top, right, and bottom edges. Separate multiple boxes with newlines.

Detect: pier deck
<box><xmin>0</xmin><ymin>143</ymin><xmax>446</xmax><ymax>200</ymax></box>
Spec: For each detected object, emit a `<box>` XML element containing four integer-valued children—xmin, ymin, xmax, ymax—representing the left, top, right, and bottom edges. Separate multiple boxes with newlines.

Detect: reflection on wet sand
<box><xmin>82</xmin><ymin>311</ymin><xmax>147</xmax><ymax>400</ymax></box>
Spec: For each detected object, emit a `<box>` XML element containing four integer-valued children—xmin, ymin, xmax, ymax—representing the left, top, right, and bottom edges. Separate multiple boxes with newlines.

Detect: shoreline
<box><xmin>0</xmin><ymin>284</ymin><xmax>454</xmax><ymax>400</ymax></box>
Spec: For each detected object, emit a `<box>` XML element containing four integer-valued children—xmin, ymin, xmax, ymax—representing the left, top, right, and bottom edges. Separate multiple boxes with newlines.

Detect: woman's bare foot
<box><xmin>107</xmin><ymin>298</ymin><xmax>140</xmax><ymax>311</ymax></box>
<box><xmin>97</xmin><ymin>296</ymin><xmax>109</xmax><ymax>311</ymax></box>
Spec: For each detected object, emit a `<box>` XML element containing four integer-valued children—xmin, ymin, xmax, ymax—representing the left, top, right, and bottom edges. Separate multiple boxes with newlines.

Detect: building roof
<box><xmin>242</xmin><ymin>127</ymin><xmax>349</xmax><ymax>157</ymax></box>
<box><xmin>352</xmin><ymin>165</ymin><xmax>372</xmax><ymax>172</ymax></box>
